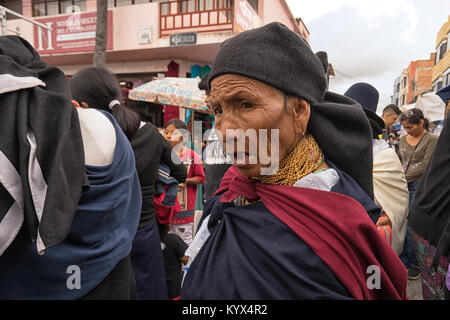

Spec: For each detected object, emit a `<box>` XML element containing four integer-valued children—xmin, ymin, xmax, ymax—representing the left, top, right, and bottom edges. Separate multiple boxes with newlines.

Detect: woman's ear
<box><xmin>290</xmin><ymin>97</ymin><xmax>311</xmax><ymax>136</ymax></box>
<box><xmin>419</xmin><ymin>119</ymin><xmax>425</xmax><ymax>129</ymax></box>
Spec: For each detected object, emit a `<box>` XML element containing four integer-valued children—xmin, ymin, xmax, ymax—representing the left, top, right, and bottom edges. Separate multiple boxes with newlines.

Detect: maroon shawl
<box><xmin>215</xmin><ymin>166</ymin><xmax>408</xmax><ymax>300</ymax></box>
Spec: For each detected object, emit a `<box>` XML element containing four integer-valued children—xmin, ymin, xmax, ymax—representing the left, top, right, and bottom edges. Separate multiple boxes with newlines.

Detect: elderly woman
<box><xmin>181</xmin><ymin>23</ymin><xmax>407</xmax><ymax>300</ymax></box>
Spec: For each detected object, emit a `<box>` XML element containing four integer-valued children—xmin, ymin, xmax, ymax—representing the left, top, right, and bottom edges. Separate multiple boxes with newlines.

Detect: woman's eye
<box><xmin>241</xmin><ymin>102</ymin><xmax>253</xmax><ymax>109</ymax></box>
<box><xmin>212</xmin><ymin>105</ymin><xmax>223</xmax><ymax>115</ymax></box>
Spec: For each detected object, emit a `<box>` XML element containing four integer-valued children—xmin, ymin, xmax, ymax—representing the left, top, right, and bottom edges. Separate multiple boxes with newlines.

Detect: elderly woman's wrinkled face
<box><xmin>210</xmin><ymin>74</ymin><xmax>310</xmax><ymax>177</ymax></box>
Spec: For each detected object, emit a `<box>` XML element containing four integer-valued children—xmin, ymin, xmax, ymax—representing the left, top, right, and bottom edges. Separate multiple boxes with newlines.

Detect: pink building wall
<box><xmin>261</xmin><ymin>0</ymin><xmax>298</xmax><ymax>33</ymax></box>
<box><xmin>4</xmin><ymin>0</ymin><xmax>307</xmax><ymax>77</ymax></box>
<box><xmin>7</xmin><ymin>0</ymin><xmax>305</xmax><ymax>51</ymax></box>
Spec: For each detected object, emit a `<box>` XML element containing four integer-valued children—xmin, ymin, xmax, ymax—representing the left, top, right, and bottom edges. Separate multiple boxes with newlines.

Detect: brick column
<box><xmin>22</xmin><ymin>0</ymin><xmax>32</xmax><ymax>17</ymax></box>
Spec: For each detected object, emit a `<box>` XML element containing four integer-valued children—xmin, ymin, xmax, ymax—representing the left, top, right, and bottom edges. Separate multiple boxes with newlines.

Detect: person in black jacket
<box><xmin>69</xmin><ymin>67</ymin><xmax>187</xmax><ymax>300</ymax></box>
<box><xmin>130</xmin><ymin>121</ymin><xmax>187</xmax><ymax>300</ymax></box>
<box><xmin>158</xmin><ymin>222</ymin><xmax>188</xmax><ymax>299</ymax></box>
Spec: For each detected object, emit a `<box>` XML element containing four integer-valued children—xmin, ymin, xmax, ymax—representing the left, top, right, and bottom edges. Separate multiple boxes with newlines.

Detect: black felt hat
<box><xmin>315</xmin><ymin>51</ymin><xmax>329</xmax><ymax>75</ymax></box>
<box><xmin>344</xmin><ymin>83</ymin><xmax>385</xmax><ymax>138</ymax></box>
<box><xmin>198</xmin><ymin>72</ymin><xmax>209</xmax><ymax>91</ymax></box>
<box><xmin>208</xmin><ymin>22</ymin><xmax>327</xmax><ymax>104</ymax></box>
<box><xmin>208</xmin><ymin>23</ymin><xmax>375</xmax><ymax>199</ymax></box>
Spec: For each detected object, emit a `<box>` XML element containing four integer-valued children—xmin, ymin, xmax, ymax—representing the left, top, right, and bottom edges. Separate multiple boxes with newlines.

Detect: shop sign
<box><xmin>138</xmin><ymin>27</ymin><xmax>152</xmax><ymax>44</ymax></box>
<box><xmin>170</xmin><ymin>32</ymin><xmax>197</xmax><ymax>46</ymax></box>
<box><xmin>234</xmin><ymin>0</ymin><xmax>262</xmax><ymax>34</ymax></box>
<box><xmin>33</xmin><ymin>11</ymin><xmax>113</xmax><ymax>54</ymax></box>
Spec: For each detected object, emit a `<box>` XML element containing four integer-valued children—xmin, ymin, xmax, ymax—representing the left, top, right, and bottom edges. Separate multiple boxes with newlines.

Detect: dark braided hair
<box><xmin>400</xmin><ymin>108</ymin><xmax>429</xmax><ymax>131</ymax></box>
<box><xmin>69</xmin><ymin>67</ymin><xmax>141</xmax><ymax>141</ymax></box>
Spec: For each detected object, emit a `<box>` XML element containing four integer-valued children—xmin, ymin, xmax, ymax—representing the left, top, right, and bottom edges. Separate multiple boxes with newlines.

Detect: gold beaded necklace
<box><xmin>252</xmin><ymin>134</ymin><xmax>324</xmax><ymax>187</ymax></box>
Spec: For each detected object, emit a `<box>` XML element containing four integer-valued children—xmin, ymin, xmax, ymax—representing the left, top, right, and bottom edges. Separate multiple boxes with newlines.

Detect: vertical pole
<box><xmin>1</xmin><ymin>7</ymin><xmax>7</xmax><ymax>36</ymax></box>
<box><xmin>93</xmin><ymin>0</ymin><xmax>107</xmax><ymax>68</ymax></box>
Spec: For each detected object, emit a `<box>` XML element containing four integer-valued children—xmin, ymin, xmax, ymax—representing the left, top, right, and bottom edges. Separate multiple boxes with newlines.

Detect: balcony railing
<box><xmin>160</xmin><ymin>0</ymin><xmax>233</xmax><ymax>37</ymax></box>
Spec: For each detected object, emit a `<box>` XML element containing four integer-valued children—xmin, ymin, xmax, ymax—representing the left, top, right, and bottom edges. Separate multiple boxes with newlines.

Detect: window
<box><xmin>402</xmin><ymin>77</ymin><xmax>407</xmax><ymax>89</ymax></box>
<box><xmin>108</xmin><ymin>0</ymin><xmax>154</xmax><ymax>7</ymax></box>
<box><xmin>440</xmin><ymin>41</ymin><xmax>447</xmax><ymax>60</ymax></box>
<box><xmin>181</xmin><ymin>0</ymin><xmax>196</xmax><ymax>13</ymax></box>
<box><xmin>433</xmin><ymin>78</ymin><xmax>443</xmax><ymax>92</ymax></box>
<box><xmin>217</xmin><ymin>0</ymin><xmax>232</xmax><ymax>9</ymax></box>
<box><xmin>46</xmin><ymin>0</ymin><xmax>59</xmax><ymax>16</ymax></box>
<box><xmin>198</xmin><ymin>0</ymin><xmax>213</xmax><ymax>10</ymax></box>
<box><xmin>448</xmin><ymin>32</ymin><xmax>450</xmax><ymax>51</ymax></box>
<box><xmin>61</xmin><ymin>0</ymin><xmax>86</xmax><ymax>13</ymax></box>
<box><xmin>32</xmin><ymin>0</ymin><xmax>86</xmax><ymax>17</ymax></box>
<box><xmin>180</xmin><ymin>0</ymin><xmax>232</xmax><ymax>13</ymax></box>
<box><xmin>432</xmin><ymin>78</ymin><xmax>441</xmax><ymax>92</ymax></box>
<box><xmin>0</xmin><ymin>0</ymin><xmax>22</xmax><ymax>18</ymax></box>
<box><xmin>247</xmin><ymin>0</ymin><xmax>258</xmax><ymax>12</ymax></box>
<box><xmin>116</xmin><ymin>0</ymin><xmax>132</xmax><ymax>6</ymax></box>
<box><xmin>442</xmin><ymin>69</ymin><xmax>450</xmax><ymax>87</ymax></box>
<box><xmin>436</xmin><ymin>40</ymin><xmax>448</xmax><ymax>63</ymax></box>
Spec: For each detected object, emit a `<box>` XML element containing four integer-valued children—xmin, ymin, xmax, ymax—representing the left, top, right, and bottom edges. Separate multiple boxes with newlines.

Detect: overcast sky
<box><xmin>285</xmin><ymin>0</ymin><xmax>450</xmax><ymax>114</ymax></box>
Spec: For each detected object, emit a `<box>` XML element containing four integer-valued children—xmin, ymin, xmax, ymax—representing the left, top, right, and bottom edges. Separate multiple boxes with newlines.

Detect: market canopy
<box><xmin>128</xmin><ymin>77</ymin><xmax>211</xmax><ymax>113</ymax></box>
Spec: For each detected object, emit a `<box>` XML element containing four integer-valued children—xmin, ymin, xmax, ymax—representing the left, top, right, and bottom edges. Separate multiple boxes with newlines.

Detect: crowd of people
<box><xmin>0</xmin><ymin>22</ymin><xmax>449</xmax><ymax>300</ymax></box>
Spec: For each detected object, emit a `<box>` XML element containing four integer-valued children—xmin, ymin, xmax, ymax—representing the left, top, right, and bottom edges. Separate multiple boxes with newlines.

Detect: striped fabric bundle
<box><xmin>377</xmin><ymin>225</ymin><xmax>393</xmax><ymax>246</ymax></box>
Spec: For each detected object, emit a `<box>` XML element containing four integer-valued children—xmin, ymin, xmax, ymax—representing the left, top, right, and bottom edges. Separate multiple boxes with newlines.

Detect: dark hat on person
<box><xmin>207</xmin><ymin>23</ymin><xmax>375</xmax><ymax>200</ymax></box>
<box><xmin>208</xmin><ymin>22</ymin><xmax>327</xmax><ymax>104</ymax></box>
<box><xmin>198</xmin><ymin>72</ymin><xmax>210</xmax><ymax>91</ymax></box>
<box><xmin>315</xmin><ymin>51</ymin><xmax>329</xmax><ymax>75</ymax></box>
<box><xmin>344</xmin><ymin>83</ymin><xmax>385</xmax><ymax>138</ymax></box>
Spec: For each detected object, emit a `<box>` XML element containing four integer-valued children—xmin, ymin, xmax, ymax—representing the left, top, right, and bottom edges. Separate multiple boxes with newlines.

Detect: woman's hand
<box><xmin>186</xmin><ymin>177</ymin><xmax>202</xmax><ymax>185</ymax></box>
<box><xmin>376</xmin><ymin>212</ymin><xmax>392</xmax><ymax>227</ymax></box>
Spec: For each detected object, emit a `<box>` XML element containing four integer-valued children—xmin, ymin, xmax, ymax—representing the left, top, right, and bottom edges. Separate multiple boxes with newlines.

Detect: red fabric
<box><xmin>163</xmin><ymin>60</ymin><xmax>180</xmax><ymax>126</ymax></box>
<box><xmin>215</xmin><ymin>166</ymin><xmax>408</xmax><ymax>300</ymax></box>
<box><xmin>165</xmin><ymin>60</ymin><xmax>179</xmax><ymax>77</ymax></box>
<box><xmin>71</xmin><ymin>100</ymin><xmax>80</xmax><ymax>108</ymax></box>
<box><xmin>182</xmin><ymin>148</ymin><xmax>205</xmax><ymax>211</ymax></box>
<box><xmin>163</xmin><ymin>105</ymin><xmax>180</xmax><ymax>126</ymax></box>
<box><xmin>154</xmin><ymin>185</ymin><xmax>180</xmax><ymax>225</ymax></box>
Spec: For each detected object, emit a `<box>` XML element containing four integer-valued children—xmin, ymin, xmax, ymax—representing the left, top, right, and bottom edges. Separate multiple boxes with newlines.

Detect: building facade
<box><xmin>2</xmin><ymin>0</ymin><xmax>308</xmax><ymax>80</ymax></box>
<box><xmin>406</xmin><ymin>53</ymin><xmax>436</xmax><ymax>104</ymax></box>
<box><xmin>432</xmin><ymin>15</ymin><xmax>450</xmax><ymax>92</ymax></box>
<box><xmin>393</xmin><ymin>54</ymin><xmax>436</xmax><ymax>108</ymax></box>
<box><xmin>1</xmin><ymin>0</ymin><xmax>308</xmax><ymax>124</ymax></box>
<box><xmin>393</xmin><ymin>69</ymin><xmax>408</xmax><ymax>108</ymax></box>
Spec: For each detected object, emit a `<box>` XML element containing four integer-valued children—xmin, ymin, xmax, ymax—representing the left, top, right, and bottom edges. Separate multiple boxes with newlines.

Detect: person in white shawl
<box><xmin>372</xmin><ymin>139</ymin><xmax>409</xmax><ymax>254</ymax></box>
<box><xmin>345</xmin><ymin>83</ymin><xmax>409</xmax><ymax>255</ymax></box>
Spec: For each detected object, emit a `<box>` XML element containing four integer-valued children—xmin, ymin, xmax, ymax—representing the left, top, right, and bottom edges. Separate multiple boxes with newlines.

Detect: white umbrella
<box><xmin>128</xmin><ymin>77</ymin><xmax>211</xmax><ymax>113</ymax></box>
